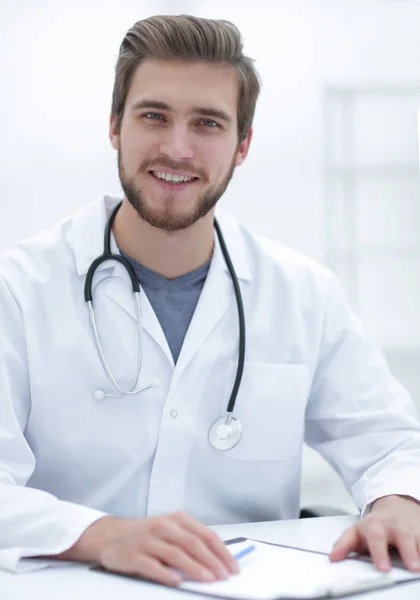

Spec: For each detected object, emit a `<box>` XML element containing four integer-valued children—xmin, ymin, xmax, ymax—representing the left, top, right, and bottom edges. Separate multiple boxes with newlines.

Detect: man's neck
<box><xmin>112</xmin><ymin>200</ymin><xmax>215</xmax><ymax>280</ymax></box>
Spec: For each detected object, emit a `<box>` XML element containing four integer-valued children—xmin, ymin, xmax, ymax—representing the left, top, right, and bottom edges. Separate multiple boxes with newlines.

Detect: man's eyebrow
<box><xmin>190</xmin><ymin>107</ymin><xmax>233</xmax><ymax>124</ymax></box>
<box><xmin>130</xmin><ymin>100</ymin><xmax>233</xmax><ymax>124</ymax></box>
<box><xmin>131</xmin><ymin>100</ymin><xmax>171</xmax><ymax>111</ymax></box>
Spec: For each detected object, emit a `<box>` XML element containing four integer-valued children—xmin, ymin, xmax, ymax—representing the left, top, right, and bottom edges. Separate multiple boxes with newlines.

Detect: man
<box><xmin>1</xmin><ymin>13</ymin><xmax>420</xmax><ymax>587</ymax></box>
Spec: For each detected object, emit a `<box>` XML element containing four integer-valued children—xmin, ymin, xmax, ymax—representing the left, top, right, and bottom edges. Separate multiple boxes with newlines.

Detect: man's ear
<box><xmin>109</xmin><ymin>113</ymin><xmax>120</xmax><ymax>150</ymax></box>
<box><xmin>234</xmin><ymin>127</ymin><xmax>253</xmax><ymax>167</ymax></box>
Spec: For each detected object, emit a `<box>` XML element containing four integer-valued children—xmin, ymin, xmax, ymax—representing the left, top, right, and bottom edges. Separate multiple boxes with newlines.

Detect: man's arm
<box><xmin>330</xmin><ymin>494</ymin><xmax>420</xmax><ymax>572</ymax></box>
<box><xmin>0</xmin><ymin>273</ymin><xmax>107</xmax><ymax>572</ymax></box>
<box><xmin>305</xmin><ymin>273</ymin><xmax>420</xmax><ymax>570</ymax></box>
<box><xmin>0</xmin><ymin>274</ymin><xmax>236</xmax><ymax>583</ymax></box>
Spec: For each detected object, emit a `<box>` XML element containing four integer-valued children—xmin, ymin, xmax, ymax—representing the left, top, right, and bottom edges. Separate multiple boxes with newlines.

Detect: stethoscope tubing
<box><xmin>84</xmin><ymin>201</ymin><xmax>246</xmax><ymax>445</ymax></box>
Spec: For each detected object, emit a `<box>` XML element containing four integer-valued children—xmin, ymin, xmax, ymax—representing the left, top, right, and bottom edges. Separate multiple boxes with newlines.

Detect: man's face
<box><xmin>110</xmin><ymin>59</ymin><xmax>252</xmax><ymax>231</ymax></box>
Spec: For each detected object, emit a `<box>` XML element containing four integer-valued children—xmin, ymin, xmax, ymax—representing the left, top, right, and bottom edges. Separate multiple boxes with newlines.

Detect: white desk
<box><xmin>2</xmin><ymin>516</ymin><xmax>420</xmax><ymax>599</ymax></box>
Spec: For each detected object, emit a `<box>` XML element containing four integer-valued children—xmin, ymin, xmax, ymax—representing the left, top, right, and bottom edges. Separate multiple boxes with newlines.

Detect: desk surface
<box><xmin>3</xmin><ymin>515</ymin><xmax>420</xmax><ymax>600</ymax></box>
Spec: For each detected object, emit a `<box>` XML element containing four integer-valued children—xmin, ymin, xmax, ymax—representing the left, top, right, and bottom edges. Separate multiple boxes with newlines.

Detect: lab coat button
<box><xmin>170</xmin><ymin>410</ymin><xmax>178</xmax><ymax>418</ymax></box>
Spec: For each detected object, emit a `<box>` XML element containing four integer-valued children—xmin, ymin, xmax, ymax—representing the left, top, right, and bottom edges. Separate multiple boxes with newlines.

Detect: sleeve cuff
<box><xmin>361</xmin><ymin>492</ymin><xmax>420</xmax><ymax>519</ymax></box>
<box><xmin>0</xmin><ymin>508</ymin><xmax>107</xmax><ymax>573</ymax></box>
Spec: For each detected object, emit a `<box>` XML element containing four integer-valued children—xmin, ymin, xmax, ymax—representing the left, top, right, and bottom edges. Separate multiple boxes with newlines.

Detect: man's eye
<box><xmin>200</xmin><ymin>119</ymin><xmax>218</xmax><ymax>128</ymax></box>
<box><xmin>144</xmin><ymin>112</ymin><xmax>163</xmax><ymax>121</ymax></box>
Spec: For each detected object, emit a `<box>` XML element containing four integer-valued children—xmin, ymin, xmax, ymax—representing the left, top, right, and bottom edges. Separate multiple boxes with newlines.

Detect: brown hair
<box><xmin>111</xmin><ymin>15</ymin><xmax>261</xmax><ymax>141</ymax></box>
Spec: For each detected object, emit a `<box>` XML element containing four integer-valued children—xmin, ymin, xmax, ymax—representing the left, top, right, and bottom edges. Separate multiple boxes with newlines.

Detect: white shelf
<box><xmin>327</xmin><ymin>246</ymin><xmax>420</xmax><ymax>260</ymax></box>
<box><xmin>323</xmin><ymin>84</ymin><xmax>420</xmax><ymax>315</ymax></box>
<box><xmin>327</xmin><ymin>164</ymin><xmax>419</xmax><ymax>178</ymax></box>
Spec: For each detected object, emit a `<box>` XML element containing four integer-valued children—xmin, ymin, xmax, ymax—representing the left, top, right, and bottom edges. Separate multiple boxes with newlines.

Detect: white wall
<box><xmin>2</xmin><ymin>0</ymin><xmax>420</xmax><ymax>253</ymax></box>
<box><xmin>2</xmin><ymin>0</ymin><xmax>420</xmax><ymax>512</ymax></box>
<box><xmin>2</xmin><ymin>0</ymin><xmax>419</xmax><ymax>255</ymax></box>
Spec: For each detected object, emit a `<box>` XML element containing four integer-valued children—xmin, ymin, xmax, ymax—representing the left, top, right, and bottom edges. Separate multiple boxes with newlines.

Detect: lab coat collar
<box><xmin>72</xmin><ymin>195</ymin><xmax>120</xmax><ymax>277</ymax></box>
<box><xmin>71</xmin><ymin>195</ymin><xmax>252</xmax><ymax>282</ymax></box>
<box><xmin>71</xmin><ymin>195</ymin><xmax>252</xmax><ymax>372</ymax></box>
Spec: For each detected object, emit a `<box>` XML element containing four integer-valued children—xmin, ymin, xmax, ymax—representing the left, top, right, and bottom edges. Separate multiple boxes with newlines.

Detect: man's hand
<box><xmin>330</xmin><ymin>495</ymin><xmax>420</xmax><ymax>572</ymax></box>
<box><xmin>54</xmin><ymin>511</ymin><xmax>239</xmax><ymax>586</ymax></box>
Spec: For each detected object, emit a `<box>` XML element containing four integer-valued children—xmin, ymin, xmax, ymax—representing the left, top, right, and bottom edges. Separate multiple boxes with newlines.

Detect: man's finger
<box><xmin>393</xmin><ymin>532</ymin><xmax>420</xmax><ymax>572</ymax></box>
<box><xmin>199</xmin><ymin>529</ymin><xmax>240</xmax><ymax>575</ymax></box>
<box><xmin>361</xmin><ymin>524</ymin><xmax>391</xmax><ymax>572</ymax></box>
<box><xmin>131</xmin><ymin>554</ymin><xmax>183</xmax><ymax>586</ymax></box>
<box><xmin>172</xmin><ymin>512</ymin><xmax>239</xmax><ymax>573</ymax></box>
<box><xmin>151</xmin><ymin>540</ymin><xmax>217</xmax><ymax>582</ymax></box>
<box><xmin>162</xmin><ymin>528</ymin><xmax>230</xmax><ymax>580</ymax></box>
<box><xmin>329</xmin><ymin>526</ymin><xmax>359</xmax><ymax>562</ymax></box>
<box><xmin>157</xmin><ymin>516</ymin><xmax>232</xmax><ymax>579</ymax></box>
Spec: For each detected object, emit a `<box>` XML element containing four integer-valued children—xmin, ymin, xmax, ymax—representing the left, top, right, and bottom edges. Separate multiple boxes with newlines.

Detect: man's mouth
<box><xmin>150</xmin><ymin>170</ymin><xmax>199</xmax><ymax>185</ymax></box>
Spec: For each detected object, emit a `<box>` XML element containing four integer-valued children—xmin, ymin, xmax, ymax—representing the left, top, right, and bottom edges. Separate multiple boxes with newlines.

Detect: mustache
<box><xmin>142</xmin><ymin>158</ymin><xmax>204</xmax><ymax>179</ymax></box>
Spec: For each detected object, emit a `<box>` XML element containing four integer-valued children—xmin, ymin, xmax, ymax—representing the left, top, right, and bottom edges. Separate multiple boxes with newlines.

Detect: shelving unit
<box><xmin>323</xmin><ymin>84</ymin><xmax>420</xmax><ymax>400</ymax></box>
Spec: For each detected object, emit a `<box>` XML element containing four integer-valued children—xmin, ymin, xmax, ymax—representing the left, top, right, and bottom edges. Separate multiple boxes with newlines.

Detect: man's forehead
<box><xmin>132</xmin><ymin>57</ymin><xmax>237</xmax><ymax>79</ymax></box>
<box><xmin>127</xmin><ymin>59</ymin><xmax>239</xmax><ymax>112</ymax></box>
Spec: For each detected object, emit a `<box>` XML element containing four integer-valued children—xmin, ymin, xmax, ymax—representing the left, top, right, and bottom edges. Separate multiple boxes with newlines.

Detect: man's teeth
<box><xmin>152</xmin><ymin>171</ymin><xmax>195</xmax><ymax>183</ymax></box>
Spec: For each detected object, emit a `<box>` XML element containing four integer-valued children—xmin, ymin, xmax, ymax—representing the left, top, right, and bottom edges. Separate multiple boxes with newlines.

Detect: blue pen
<box><xmin>234</xmin><ymin>543</ymin><xmax>256</xmax><ymax>561</ymax></box>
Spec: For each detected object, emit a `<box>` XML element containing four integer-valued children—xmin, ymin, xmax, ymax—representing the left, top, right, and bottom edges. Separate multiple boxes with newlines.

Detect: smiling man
<box><xmin>110</xmin><ymin>57</ymin><xmax>248</xmax><ymax>282</ymax></box>
<box><xmin>1</xmin><ymin>14</ymin><xmax>420</xmax><ymax>587</ymax></box>
<box><xmin>116</xmin><ymin>65</ymin><xmax>239</xmax><ymax>233</ymax></box>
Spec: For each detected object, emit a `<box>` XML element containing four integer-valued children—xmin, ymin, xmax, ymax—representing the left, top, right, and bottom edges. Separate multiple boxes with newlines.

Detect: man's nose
<box><xmin>158</xmin><ymin>126</ymin><xmax>194</xmax><ymax>161</ymax></box>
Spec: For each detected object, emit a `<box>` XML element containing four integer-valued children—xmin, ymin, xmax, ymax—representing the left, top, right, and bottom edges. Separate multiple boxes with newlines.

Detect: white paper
<box><xmin>180</xmin><ymin>540</ymin><xmax>420</xmax><ymax>600</ymax></box>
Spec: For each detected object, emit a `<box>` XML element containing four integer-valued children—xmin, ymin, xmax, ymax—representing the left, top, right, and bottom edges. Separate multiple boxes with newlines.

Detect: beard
<box><xmin>117</xmin><ymin>151</ymin><xmax>236</xmax><ymax>232</ymax></box>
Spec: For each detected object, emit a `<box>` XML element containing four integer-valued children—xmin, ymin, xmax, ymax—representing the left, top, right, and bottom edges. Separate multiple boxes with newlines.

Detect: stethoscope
<box><xmin>84</xmin><ymin>201</ymin><xmax>245</xmax><ymax>451</ymax></box>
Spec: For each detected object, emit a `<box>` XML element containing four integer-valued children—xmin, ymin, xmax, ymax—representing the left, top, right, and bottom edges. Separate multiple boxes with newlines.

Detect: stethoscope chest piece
<box><xmin>208</xmin><ymin>416</ymin><xmax>242</xmax><ymax>451</ymax></box>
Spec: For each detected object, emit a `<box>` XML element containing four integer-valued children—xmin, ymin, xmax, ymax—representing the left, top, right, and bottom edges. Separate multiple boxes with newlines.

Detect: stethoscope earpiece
<box><xmin>94</xmin><ymin>389</ymin><xmax>106</xmax><ymax>401</ymax></box>
<box><xmin>94</xmin><ymin>378</ymin><xmax>161</xmax><ymax>401</ymax></box>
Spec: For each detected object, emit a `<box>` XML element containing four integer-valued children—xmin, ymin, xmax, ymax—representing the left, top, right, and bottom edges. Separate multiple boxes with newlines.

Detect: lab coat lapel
<box><xmin>103</xmin><ymin>264</ymin><xmax>174</xmax><ymax>366</ymax></box>
<box><xmin>174</xmin><ymin>252</ymin><xmax>232</xmax><ymax>378</ymax></box>
<box><xmin>71</xmin><ymin>197</ymin><xmax>250</xmax><ymax>372</ymax></box>
<box><xmin>173</xmin><ymin>214</ymin><xmax>251</xmax><ymax>379</ymax></box>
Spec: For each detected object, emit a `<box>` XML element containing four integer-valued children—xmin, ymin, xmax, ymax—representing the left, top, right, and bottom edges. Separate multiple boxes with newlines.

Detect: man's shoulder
<box><xmin>0</xmin><ymin>215</ymin><xmax>71</xmax><ymax>279</ymax></box>
<box><xmin>218</xmin><ymin>209</ymin><xmax>334</xmax><ymax>292</ymax></box>
<box><xmin>0</xmin><ymin>198</ymin><xmax>104</xmax><ymax>294</ymax></box>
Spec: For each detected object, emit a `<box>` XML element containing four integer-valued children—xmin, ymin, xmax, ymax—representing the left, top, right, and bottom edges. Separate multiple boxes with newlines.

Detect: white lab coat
<box><xmin>1</xmin><ymin>195</ymin><xmax>420</xmax><ymax>573</ymax></box>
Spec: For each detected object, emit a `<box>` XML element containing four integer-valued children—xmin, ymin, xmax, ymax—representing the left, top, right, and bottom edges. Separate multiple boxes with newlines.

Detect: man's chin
<box><xmin>136</xmin><ymin>207</ymin><xmax>203</xmax><ymax>232</ymax></box>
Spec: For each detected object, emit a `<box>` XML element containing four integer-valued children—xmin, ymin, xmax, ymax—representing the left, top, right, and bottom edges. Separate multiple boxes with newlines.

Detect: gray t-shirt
<box><xmin>119</xmin><ymin>249</ymin><xmax>211</xmax><ymax>363</ymax></box>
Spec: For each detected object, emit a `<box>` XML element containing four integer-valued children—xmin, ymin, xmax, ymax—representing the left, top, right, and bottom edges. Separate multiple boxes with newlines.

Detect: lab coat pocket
<box><xmin>223</xmin><ymin>362</ymin><xmax>309</xmax><ymax>462</ymax></box>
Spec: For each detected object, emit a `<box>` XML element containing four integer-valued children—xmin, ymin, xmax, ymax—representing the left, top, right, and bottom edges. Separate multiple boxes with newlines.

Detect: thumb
<box><xmin>329</xmin><ymin>526</ymin><xmax>359</xmax><ymax>562</ymax></box>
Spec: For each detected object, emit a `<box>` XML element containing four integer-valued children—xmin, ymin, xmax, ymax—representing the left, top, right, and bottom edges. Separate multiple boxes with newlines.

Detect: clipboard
<box><xmin>90</xmin><ymin>537</ymin><xmax>420</xmax><ymax>599</ymax></box>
